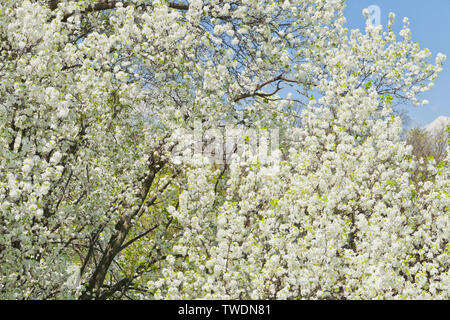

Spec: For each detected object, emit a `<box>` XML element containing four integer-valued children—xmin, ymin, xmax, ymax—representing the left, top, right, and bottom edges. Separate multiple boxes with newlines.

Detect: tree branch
<box><xmin>119</xmin><ymin>224</ymin><xmax>159</xmax><ymax>251</ymax></box>
<box><xmin>233</xmin><ymin>74</ymin><xmax>306</xmax><ymax>102</ymax></box>
<box><xmin>79</xmin><ymin>165</ymin><xmax>178</xmax><ymax>299</ymax></box>
<box><xmin>98</xmin><ymin>277</ymin><xmax>132</xmax><ymax>300</ymax></box>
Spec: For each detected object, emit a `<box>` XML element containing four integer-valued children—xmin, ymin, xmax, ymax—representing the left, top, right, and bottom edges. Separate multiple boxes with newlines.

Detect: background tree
<box><xmin>406</xmin><ymin>125</ymin><xmax>448</xmax><ymax>163</ymax></box>
<box><xmin>406</xmin><ymin>128</ymin><xmax>434</xmax><ymax>159</ymax></box>
<box><xmin>430</xmin><ymin>125</ymin><xmax>449</xmax><ymax>164</ymax></box>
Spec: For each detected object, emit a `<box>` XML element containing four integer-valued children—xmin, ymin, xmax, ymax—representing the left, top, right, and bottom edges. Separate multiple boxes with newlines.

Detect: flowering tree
<box><xmin>0</xmin><ymin>0</ymin><xmax>448</xmax><ymax>299</ymax></box>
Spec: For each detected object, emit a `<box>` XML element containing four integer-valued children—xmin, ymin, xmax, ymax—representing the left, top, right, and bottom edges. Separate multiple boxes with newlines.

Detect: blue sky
<box><xmin>344</xmin><ymin>0</ymin><xmax>450</xmax><ymax>128</ymax></box>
